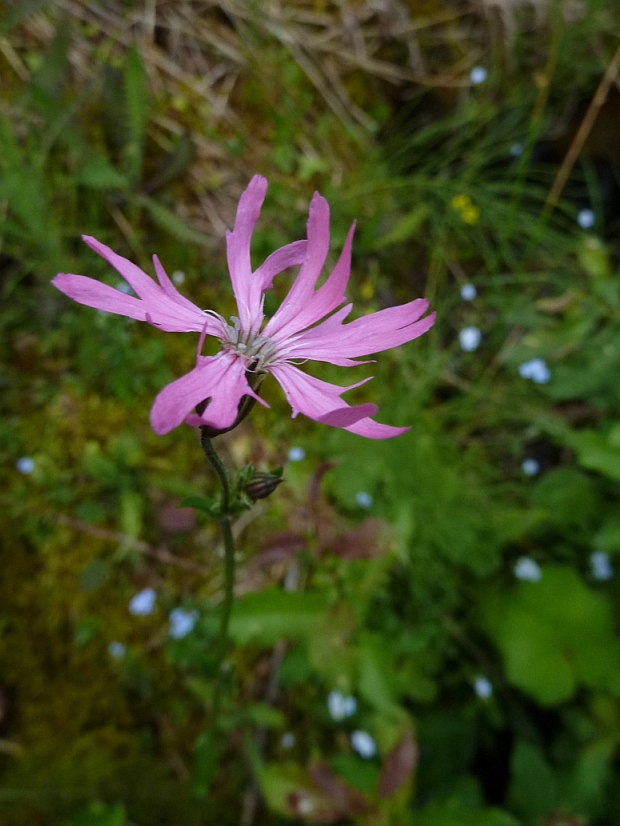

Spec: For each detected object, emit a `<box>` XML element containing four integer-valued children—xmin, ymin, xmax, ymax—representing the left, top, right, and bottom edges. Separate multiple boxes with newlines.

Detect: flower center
<box><xmin>220</xmin><ymin>316</ymin><xmax>279</xmax><ymax>371</ymax></box>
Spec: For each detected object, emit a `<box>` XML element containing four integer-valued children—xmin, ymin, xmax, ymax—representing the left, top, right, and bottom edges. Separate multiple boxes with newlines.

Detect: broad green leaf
<box><xmin>530</xmin><ymin>467</ymin><xmax>595</xmax><ymax>527</ymax></box>
<box><xmin>245</xmin><ymin>703</ymin><xmax>285</xmax><ymax>729</ymax></box>
<box><xmin>229</xmin><ymin>590</ymin><xmax>330</xmax><ymax>646</ymax></box>
<box><xmin>508</xmin><ymin>741</ymin><xmax>559</xmax><ymax>820</ymax></box>
<box><xmin>595</xmin><ymin>517</ymin><xmax>620</xmax><ymax>553</ymax></box>
<box><xmin>564</xmin><ymin>428</ymin><xmax>620</xmax><ymax>481</ymax></box>
<box><xmin>484</xmin><ymin>566</ymin><xmax>620</xmax><ymax>704</ymax></box>
<box><xmin>357</xmin><ymin>632</ymin><xmax>401</xmax><ymax>716</ymax></box>
<box><xmin>415</xmin><ymin>796</ymin><xmax>519</xmax><ymax>826</ymax></box>
<box><xmin>564</xmin><ymin>741</ymin><xmax>613</xmax><ymax>817</ymax></box>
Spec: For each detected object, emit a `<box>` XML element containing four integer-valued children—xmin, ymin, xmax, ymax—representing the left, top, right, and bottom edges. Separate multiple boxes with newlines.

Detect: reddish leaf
<box><xmin>249</xmin><ymin>532</ymin><xmax>307</xmax><ymax>569</ymax></box>
<box><xmin>157</xmin><ymin>505</ymin><xmax>196</xmax><ymax>533</ymax></box>
<box><xmin>309</xmin><ymin>761</ymin><xmax>370</xmax><ymax>816</ymax></box>
<box><xmin>331</xmin><ymin>518</ymin><xmax>389</xmax><ymax>560</ymax></box>
<box><xmin>378</xmin><ymin>730</ymin><xmax>419</xmax><ymax>799</ymax></box>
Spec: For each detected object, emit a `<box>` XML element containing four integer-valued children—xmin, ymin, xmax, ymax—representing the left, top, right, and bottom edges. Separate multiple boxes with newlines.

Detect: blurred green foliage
<box><xmin>2</xmin><ymin>1</ymin><xmax>620</xmax><ymax>825</ymax></box>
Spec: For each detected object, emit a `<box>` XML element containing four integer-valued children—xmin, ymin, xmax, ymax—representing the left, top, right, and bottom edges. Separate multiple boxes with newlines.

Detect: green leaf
<box><xmin>77</xmin><ymin>156</ymin><xmax>128</xmax><ymax>190</ymax></box>
<box><xmin>564</xmin><ymin>428</ymin><xmax>620</xmax><ymax>481</ymax></box>
<box><xmin>508</xmin><ymin>741</ymin><xmax>560</xmax><ymax>820</ymax></box>
<box><xmin>329</xmin><ymin>754</ymin><xmax>379</xmax><ymax>796</ymax></box>
<box><xmin>229</xmin><ymin>590</ymin><xmax>330</xmax><ymax>646</ymax></box>
<box><xmin>124</xmin><ymin>46</ymin><xmax>149</xmax><ymax>183</ymax></box>
<box><xmin>483</xmin><ymin>566</ymin><xmax>620</xmax><ymax>705</ymax></box>
<box><xmin>564</xmin><ymin>741</ymin><xmax>613</xmax><ymax>817</ymax></box>
<box><xmin>357</xmin><ymin>632</ymin><xmax>402</xmax><ymax>716</ymax></box>
<box><xmin>415</xmin><ymin>795</ymin><xmax>519</xmax><ymax>826</ymax></box>
<box><xmin>530</xmin><ymin>468</ymin><xmax>595</xmax><ymax>527</ymax></box>
<box><xmin>178</xmin><ymin>496</ymin><xmax>222</xmax><ymax>518</ymax></box>
<box><xmin>245</xmin><ymin>703</ymin><xmax>285</xmax><ymax>729</ymax></box>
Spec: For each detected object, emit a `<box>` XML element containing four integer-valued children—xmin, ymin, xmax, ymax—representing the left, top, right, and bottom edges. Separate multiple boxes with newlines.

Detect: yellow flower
<box><xmin>451</xmin><ymin>194</ymin><xmax>471</xmax><ymax>210</ymax></box>
<box><xmin>462</xmin><ymin>205</ymin><xmax>480</xmax><ymax>224</ymax></box>
<box><xmin>451</xmin><ymin>193</ymin><xmax>480</xmax><ymax>224</ymax></box>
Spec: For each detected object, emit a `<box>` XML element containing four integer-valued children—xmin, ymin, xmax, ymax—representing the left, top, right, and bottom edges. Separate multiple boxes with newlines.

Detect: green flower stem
<box><xmin>200</xmin><ymin>430</ymin><xmax>231</xmax><ymax>512</ymax></box>
<box><xmin>199</xmin><ymin>429</ymin><xmax>236</xmax><ymax>726</ymax></box>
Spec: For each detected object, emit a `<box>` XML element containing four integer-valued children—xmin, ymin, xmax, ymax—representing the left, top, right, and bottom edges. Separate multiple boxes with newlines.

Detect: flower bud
<box><xmin>244</xmin><ymin>472</ymin><xmax>284</xmax><ymax>500</ymax></box>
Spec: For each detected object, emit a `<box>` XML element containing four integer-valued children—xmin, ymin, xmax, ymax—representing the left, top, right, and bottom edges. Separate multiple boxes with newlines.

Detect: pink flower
<box><xmin>52</xmin><ymin>176</ymin><xmax>434</xmax><ymax>439</ymax></box>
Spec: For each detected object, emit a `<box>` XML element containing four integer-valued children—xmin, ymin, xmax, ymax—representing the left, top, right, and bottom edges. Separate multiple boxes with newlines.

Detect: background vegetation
<box><xmin>2</xmin><ymin>0</ymin><xmax>620</xmax><ymax>824</ymax></box>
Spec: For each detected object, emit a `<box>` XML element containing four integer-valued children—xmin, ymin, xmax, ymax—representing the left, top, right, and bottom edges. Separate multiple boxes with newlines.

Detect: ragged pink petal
<box><xmin>52</xmin><ymin>274</ymin><xmax>148</xmax><ymax>321</ymax></box>
<box><xmin>270</xmin><ymin>363</ymin><xmax>400</xmax><ymax>437</ymax></box>
<box><xmin>83</xmin><ymin>236</ymin><xmax>164</xmax><ymax>304</ymax></box>
<box><xmin>71</xmin><ymin>237</ymin><xmax>210</xmax><ymax>332</ymax></box>
<box><xmin>226</xmin><ymin>175</ymin><xmax>268</xmax><ymax>333</ymax></box>
<box><xmin>263</xmin><ymin>192</ymin><xmax>331</xmax><ymax>338</ymax></box>
<box><xmin>318</xmin><ymin>403</ymin><xmax>378</xmax><ymax>427</ymax></box>
<box><xmin>150</xmin><ymin>351</ymin><xmax>262</xmax><ymax>435</ymax></box>
<box><xmin>344</xmin><ymin>418</ymin><xmax>410</xmax><ymax>439</ymax></box>
<box><xmin>281</xmin><ymin>300</ymin><xmax>435</xmax><ymax>363</ymax></box>
<box><xmin>270</xmin><ymin>222</ymin><xmax>356</xmax><ymax>342</ymax></box>
<box><xmin>255</xmin><ymin>240</ymin><xmax>308</xmax><ymax>291</ymax></box>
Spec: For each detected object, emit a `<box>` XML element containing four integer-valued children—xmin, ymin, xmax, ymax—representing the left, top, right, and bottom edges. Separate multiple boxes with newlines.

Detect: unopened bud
<box><xmin>244</xmin><ymin>472</ymin><xmax>284</xmax><ymax>500</ymax></box>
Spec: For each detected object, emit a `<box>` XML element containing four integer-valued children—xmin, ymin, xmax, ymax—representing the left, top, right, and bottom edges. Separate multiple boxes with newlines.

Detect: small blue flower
<box><xmin>116</xmin><ymin>281</ymin><xmax>134</xmax><ymax>295</ymax></box>
<box><xmin>590</xmin><ymin>551</ymin><xmax>613</xmax><ymax>581</ymax></box>
<box><xmin>510</xmin><ymin>143</ymin><xmax>524</xmax><ymax>157</ymax></box>
<box><xmin>470</xmin><ymin>66</ymin><xmax>488</xmax><ymax>85</ymax></box>
<box><xmin>577</xmin><ymin>209</ymin><xmax>596</xmax><ymax>229</ymax></box>
<box><xmin>461</xmin><ymin>283</ymin><xmax>477</xmax><ymax>301</ymax></box>
<box><xmin>169</xmin><ymin>608</ymin><xmax>198</xmax><ymax>639</ymax></box>
<box><xmin>287</xmin><ymin>446</ymin><xmax>306</xmax><ymax>462</ymax></box>
<box><xmin>474</xmin><ymin>676</ymin><xmax>493</xmax><ymax>699</ymax></box>
<box><xmin>514</xmin><ymin>557</ymin><xmax>542</xmax><ymax>582</ymax></box>
<box><xmin>351</xmin><ymin>730</ymin><xmax>377</xmax><ymax>759</ymax></box>
<box><xmin>16</xmin><ymin>457</ymin><xmax>35</xmax><ymax>474</ymax></box>
<box><xmin>108</xmin><ymin>641</ymin><xmax>126</xmax><ymax>659</ymax></box>
<box><xmin>519</xmin><ymin>358</ymin><xmax>551</xmax><ymax>384</ymax></box>
<box><xmin>521</xmin><ymin>459</ymin><xmax>540</xmax><ymax>476</ymax></box>
<box><xmin>129</xmin><ymin>587</ymin><xmax>156</xmax><ymax>616</ymax></box>
<box><xmin>327</xmin><ymin>690</ymin><xmax>357</xmax><ymax>721</ymax></box>
<box><xmin>355</xmin><ymin>491</ymin><xmax>373</xmax><ymax>509</ymax></box>
<box><xmin>172</xmin><ymin>270</ymin><xmax>185</xmax><ymax>285</ymax></box>
<box><xmin>281</xmin><ymin>732</ymin><xmax>296</xmax><ymax>749</ymax></box>
<box><xmin>459</xmin><ymin>327</ymin><xmax>482</xmax><ymax>352</ymax></box>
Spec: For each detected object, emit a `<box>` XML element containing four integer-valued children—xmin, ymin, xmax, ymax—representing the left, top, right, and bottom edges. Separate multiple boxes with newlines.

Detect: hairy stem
<box><xmin>199</xmin><ymin>430</ymin><xmax>236</xmax><ymax>728</ymax></box>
